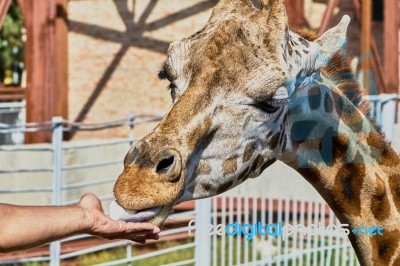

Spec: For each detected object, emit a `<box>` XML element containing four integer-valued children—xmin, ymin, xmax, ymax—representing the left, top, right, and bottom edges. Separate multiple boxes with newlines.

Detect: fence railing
<box><xmin>0</xmin><ymin>114</ymin><xmax>197</xmax><ymax>266</ymax></box>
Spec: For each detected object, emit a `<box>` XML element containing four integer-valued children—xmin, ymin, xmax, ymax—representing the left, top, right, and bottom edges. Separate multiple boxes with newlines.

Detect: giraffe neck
<box><xmin>281</xmin><ymin>75</ymin><xmax>400</xmax><ymax>266</ymax></box>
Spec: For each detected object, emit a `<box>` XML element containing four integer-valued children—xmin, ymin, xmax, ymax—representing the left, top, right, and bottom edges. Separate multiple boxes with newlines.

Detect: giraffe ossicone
<box><xmin>113</xmin><ymin>1</ymin><xmax>400</xmax><ymax>265</ymax></box>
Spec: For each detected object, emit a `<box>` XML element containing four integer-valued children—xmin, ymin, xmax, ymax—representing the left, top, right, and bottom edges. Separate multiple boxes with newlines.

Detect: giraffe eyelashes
<box><xmin>168</xmin><ymin>83</ymin><xmax>177</xmax><ymax>90</ymax></box>
<box><xmin>158</xmin><ymin>69</ymin><xmax>168</xmax><ymax>80</ymax></box>
<box><xmin>158</xmin><ymin>65</ymin><xmax>178</xmax><ymax>102</ymax></box>
<box><xmin>158</xmin><ymin>62</ymin><xmax>177</xmax><ymax>82</ymax></box>
<box><xmin>249</xmin><ymin>99</ymin><xmax>287</xmax><ymax>114</ymax></box>
<box><xmin>168</xmin><ymin>83</ymin><xmax>177</xmax><ymax>102</ymax></box>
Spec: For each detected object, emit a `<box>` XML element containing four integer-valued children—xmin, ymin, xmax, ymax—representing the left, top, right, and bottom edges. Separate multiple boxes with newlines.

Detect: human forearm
<box><xmin>0</xmin><ymin>193</ymin><xmax>160</xmax><ymax>253</ymax></box>
<box><xmin>0</xmin><ymin>204</ymin><xmax>90</xmax><ymax>252</ymax></box>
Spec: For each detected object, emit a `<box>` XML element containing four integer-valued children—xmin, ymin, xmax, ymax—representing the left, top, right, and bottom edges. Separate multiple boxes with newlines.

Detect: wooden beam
<box><xmin>353</xmin><ymin>0</ymin><xmax>387</xmax><ymax>93</ymax></box>
<box><xmin>0</xmin><ymin>85</ymin><xmax>25</xmax><ymax>101</ymax></box>
<box><xmin>360</xmin><ymin>0</ymin><xmax>372</xmax><ymax>92</ymax></box>
<box><xmin>318</xmin><ymin>0</ymin><xmax>340</xmax><ymax>35</ymax></box>
<box><xmin>0</xmin><ymin>0</ymin><xmax>11</xmax><ymax>29</ymax></box>
<box><xmin>24</xmin><ymin>0</ymin><xmax>68</xmax><ymax>143</ymax></box>
<box><xmin>383</xmin><ymin>0</ymin><xmax>399</xmax><ymax>93</ymax></box>
<box><xmin>285</xmin><ymin>0</ymin><xmax>305</xmax><ymax>28</ymax></box>
<box><xmin>371</xmin><ymin>38</ymin><xmax>388</xmax><ymax>93</ymax></box>
<box><xmin>55</xmin><ymin>0</ymin><xmax>68</xmax><ymax>121</ymax></box>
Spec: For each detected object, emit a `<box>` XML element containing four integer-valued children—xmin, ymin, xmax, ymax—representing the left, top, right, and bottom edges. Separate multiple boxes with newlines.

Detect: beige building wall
<box><xmin>68</xmin><ymin>0</ymin><xmax>215</xmax><ymax>139</ymax></box>
<box><xmin>67</xmin><ymin>0</ymin><xmax>385</xmax><ymax>140</ymax></box>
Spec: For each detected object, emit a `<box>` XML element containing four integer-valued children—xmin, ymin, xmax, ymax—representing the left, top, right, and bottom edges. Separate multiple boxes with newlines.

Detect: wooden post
<box><xmin>0</xmin><ymin>0</ymin><xmax>11</xmax><ymax>29</ymax></box>
<box><xmin>285</xmin><ymin>0</ymin><xmax>305</xmax><ymax>28</ymax></box>
<box><xmin>318</xmin><ymin>0</ymin><xmax>340</xmax><ymax>35</ymax></box>
<box><xmin>353</xmin><ymin>0</ymin><xmax>387</xmax><ymax>93</ymax></box>
<box><xmin>384</xmin><ymin>0</ymin><xmax>399</xmax><ymax>93</ymax></box>
<box><xmin>23</xmin><ymin>0</ymin><xmax>68</xmax><ymax>143</ymax></box>
<box><xmin>360</xmin><ymin>0</ymin><xmax>372</xmax><ymax>92</ymax></box>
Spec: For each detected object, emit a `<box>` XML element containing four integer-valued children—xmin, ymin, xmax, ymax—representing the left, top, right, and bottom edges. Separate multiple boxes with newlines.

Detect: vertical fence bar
<box><xmin>251</xmin><ymin>185</ymin><xmax>257</xmax><ymax>265</ymax></box>
<box><xmin>221</xmin><ymin>194</ymin><xmax>226</xmax><ymax>266</ymax></box>
<box><xmin>195</xmin><ymin>198</ymin><xmax>211</xmax><ymax>266</ymax></box>
<box><xmin>277</xmin><ymin>177</ymin><xmax>283</xmax><ymax>264</ymax></box>
<box><xmin>212</xmin><ymin>196</ymin><xmax>217</xmax><ymax>266</ymax></box>
<box><xmin>126</xmin><ymin>244</ymin><xmax>132</xmax><ymax>266</ymax></box>
<box><xmin>320</xmin><ymin>202</ymin><xmax>326</xmax><ymax>266</ymax></box>
<box><xmin>228</xmin><ymin>194</ymin><xmax>234</xmax><ymax>266</ymax></box>
<box><xmin>380</xmin><ymin>95</ymin><xmax>396</xmax><ymax>141</ymax></box>
<box><xmin>299</xmin><ymin>198</ymin><xmax>305</xmax><ymax>266</ymax></box>
<box><xmin>128</xmin><ymin>113</ymin><xmax>135</xmax><ymax>146</ymax></box>
<box><xmin>267</xmin><ymin>195</ymin><xmax>273</xmax><ymax>266</ymax></box>
<box><xmin>127</xmin><ymin>112</ymin><xmax>136</xmax><ymax>265</ymax></box>
<box><xmin>237</xmin><ymin>193</ymin><xmax>242</xmax><ymax>264</ymax></box>
<box><xmin>293</xmin><ymin>197</ymin><xmax>298</xmax><ymax>265</ymax></box>
<box><xmin>305</xmin><ymin>201</ymin><xmax>313</xmax><ymax>265</ymax></box>
<box><xmin>312</xmin><ymin>200</ymin><xmax>319</xmax><ymax>264</ymax></box>
<box><xmin>260</xmin><ymin>179</ymin><xmax>267</xmax><ymax>263</ymax></box>
<box><xmin>326</xmin><ymin>209</ymin><xmax>334</xmax><ymax>266</ymax></box>
<box><xmin>244</xmin><ymin>193</ymin><xmax>249</xmax><ymax>264</ymax></box>
<box><xmin>50</xmin><ymin>117</ymin><xmax>63</xmax><ymax>266</ymax></box>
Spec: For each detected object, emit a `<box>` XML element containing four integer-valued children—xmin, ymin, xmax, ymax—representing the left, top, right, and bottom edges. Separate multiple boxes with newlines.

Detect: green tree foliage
<box><xmin>0</xmin><ymin>0</ymin><xmax>23</xmax><ymax>84</ymax></box>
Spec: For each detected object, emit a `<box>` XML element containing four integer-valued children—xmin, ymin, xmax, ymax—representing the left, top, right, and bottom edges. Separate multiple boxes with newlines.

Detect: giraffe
<box><xmin>112</xmin><ymin>0</ymin><xmax>400</xmax><ymax>265</ymax></box>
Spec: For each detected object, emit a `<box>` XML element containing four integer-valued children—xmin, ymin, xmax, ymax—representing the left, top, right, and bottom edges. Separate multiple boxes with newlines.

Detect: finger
<box><xmin>79</xmin><ymin>193</ymin><xmax>103</xmax><ymax>212</ymax></box>
<box><xmin>133</xmin><ymin>239</ymin><xmax>146</xmax><ymax>244</ymax></box>
<box><xmin>124</xmin><ymin>223</ymin><xmax>160</xmax><ymax>233</ymax></box>
<box><xmin>146</xmin><ymin>233</ymin><xmax>160</xmax><ymax>240</ymax></box>
<box><xmin>129</xmin><ymin>236</ymin><xmax>147</xmax><ymax>244</ymax></box>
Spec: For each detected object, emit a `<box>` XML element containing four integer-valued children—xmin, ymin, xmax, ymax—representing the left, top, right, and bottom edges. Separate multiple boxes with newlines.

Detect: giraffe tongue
<box><xmin>120</xmin><ymin>207</ymin><xmax>159</xmax><ymax>223</ymax></box>
<box><xmin>109</xmin><ymin>200</ymin><xmax>159</xmax><ymax>222</ymax></box>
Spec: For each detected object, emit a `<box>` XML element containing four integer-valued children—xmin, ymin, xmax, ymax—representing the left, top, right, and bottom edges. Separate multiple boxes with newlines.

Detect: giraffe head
<box><xmin>113</xmin><ymin>0</ymin><xmax>350</xmax><ymax>226</ymax></box>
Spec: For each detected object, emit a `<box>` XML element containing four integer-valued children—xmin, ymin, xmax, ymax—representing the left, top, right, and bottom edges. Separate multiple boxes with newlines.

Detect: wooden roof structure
<box><xmin>0</xmin><ymin>0</ymin><xmax>398</xmax><ymax>143</ymax></box>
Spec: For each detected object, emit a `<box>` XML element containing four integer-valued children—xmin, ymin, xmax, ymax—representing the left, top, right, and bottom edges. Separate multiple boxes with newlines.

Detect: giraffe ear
<box><xmin>313</xmin><ymin>15</ymin><xmax>350</xmax><ymax>68</ymax></box>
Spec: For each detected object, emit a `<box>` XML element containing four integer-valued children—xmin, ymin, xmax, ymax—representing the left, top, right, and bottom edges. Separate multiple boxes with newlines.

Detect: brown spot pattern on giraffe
<box><xmin>250</xmin><ymin>154</ymin><xmax>264</xmax><ymax>174</ymax></box>
<box><xmin>243</xmin><ymin>144</ymin><xmax>256</xmax><ymax>163</ymax></box>
<box><xmin>370</xmin><ymin>173</ymin><xmax>390</xmax><ymax>221</ymax></box>
<box><xmin>367</xmin><ymin>132</ymin><xmax>400</xmax><ymax>167</ymax></box>
<box><xmin>187</xmin><ymin>116</ymin><xmax>213</xmax><ymax>149</ymax></box>
<box><xmin>270</xmin><ymin>133</ymin><xmax>281</xmax><ymax>150</ymax></box>
<box><xmin>331</xmin><ymin>162</ymin><xmax>365</xmax><ymax>217</ymax></box>
<box><xmin>392</xmin><ymin>256</ymin><xmax>400</xmax><ymax>266</ymax></box>
<box><xmin>217</xmin><ymin>180</ymin><xmax>234</xmax><ymax>194</ymax></box>
<box><xmin>197</xmin><ymin>161</ymin><xmax>212</xmax><ymax>175</ymax></box>
<box><xmin>388</xmin><ymin>173</ymin><xmax>400</xmax><ymax>213</ymax></box>
<box><xmin>222</xmin><ymin>156</ymin><xmax>238</xmax><ymax>175</ymax></box>
<box><xmin>370</xmin><ymin>229</ymin><xmax>400</xmax><ymax>265</ymax></box>
<box><xmin>237</xmin><ymin>166</ymin><xmax>250</xmax><ymax>182</ymax></box>
<box><xmin>202</xmin><ymin>183</ymin><xmax>213</xmax><ymax>192</ymax></box>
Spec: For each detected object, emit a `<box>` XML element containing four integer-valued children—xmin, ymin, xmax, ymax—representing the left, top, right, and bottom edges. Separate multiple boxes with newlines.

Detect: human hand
<box><xmin>77</xmin><ymin>193</ymin><xmax>160</xmax><ymax>244</ymax></box>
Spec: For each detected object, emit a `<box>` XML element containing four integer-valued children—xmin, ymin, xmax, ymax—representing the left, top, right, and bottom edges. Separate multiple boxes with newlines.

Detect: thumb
<box><xmin>79</xmin><ymin>193</ymin><xmax>104</xmax><ymax>213</ymax></box>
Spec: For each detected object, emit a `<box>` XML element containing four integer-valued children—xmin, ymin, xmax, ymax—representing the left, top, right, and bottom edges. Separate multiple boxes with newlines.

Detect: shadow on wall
<box><xmin>68</xmin><ymin>0</ymin><xmax>218</xmax><ymax>135</ymax></box>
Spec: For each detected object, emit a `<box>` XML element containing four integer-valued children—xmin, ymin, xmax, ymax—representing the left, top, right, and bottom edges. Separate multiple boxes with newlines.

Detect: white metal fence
<box><xmin>0</xmin><ymin>101</ymin><xmax>25</xmax><ymax>145</ymax></box>
<box><xmin>0</xmin><ymin>114</ymin><xmax>197</xmax><ymax>266</ymax></box>
<box><xmin>0</xmin><ymin>94</ymin><xmax>399</xmax><ymax>266</ymax></box>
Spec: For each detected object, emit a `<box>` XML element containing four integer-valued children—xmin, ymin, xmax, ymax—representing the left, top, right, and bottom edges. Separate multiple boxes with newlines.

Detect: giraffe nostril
<box><xmin>156</xmin><ymin>156</ymin><xmax>175</xmax><ymax>174</ymax></box>
<box><xmin>153</xmin><ymin>149</ymin><xmax>182</xmax><ymax>182</ymax></box>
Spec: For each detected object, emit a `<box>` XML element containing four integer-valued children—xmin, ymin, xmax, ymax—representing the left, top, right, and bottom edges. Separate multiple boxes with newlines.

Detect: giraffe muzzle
<box><xmin>126</xmin><ymin>139</ymin><xmax>182</xmax><ymax>183</ymax></box>
<box><xmin>113</xmin><ymin>138</ymin><xmax>185</xmax><ymax>223</ymax></box>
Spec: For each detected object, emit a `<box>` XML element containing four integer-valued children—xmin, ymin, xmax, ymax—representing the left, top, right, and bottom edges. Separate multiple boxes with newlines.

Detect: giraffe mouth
<box><xmin>109</xmin><ymin>200</ymin><xmax>172</xmax><ymax>225</ymax></box>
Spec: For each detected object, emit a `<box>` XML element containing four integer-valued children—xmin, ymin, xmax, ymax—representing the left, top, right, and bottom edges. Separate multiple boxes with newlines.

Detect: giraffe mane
<box><xmin>295</xmin><ymin>28</ymin><xmax>384</xmax><ymax>137</ymax></box>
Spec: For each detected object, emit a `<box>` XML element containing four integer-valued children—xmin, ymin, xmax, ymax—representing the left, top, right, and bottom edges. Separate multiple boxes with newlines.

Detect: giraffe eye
<box><xmin>249</xmin><ymin>99</ymin><xmax>286</xmax><ymax>113</ymax></box>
